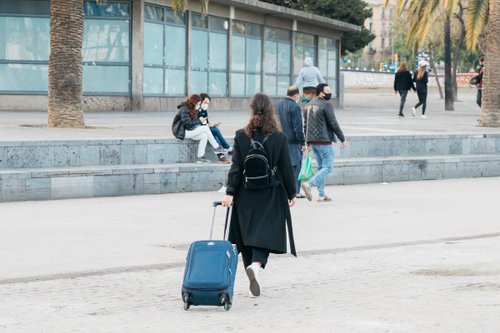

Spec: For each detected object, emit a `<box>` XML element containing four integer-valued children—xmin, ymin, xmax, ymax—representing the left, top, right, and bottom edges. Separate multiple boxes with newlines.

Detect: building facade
<box><xmin>0</xmin><ymin>0</ymin><xmax>358</xmax><ymax>111</ymax></box>
<box><xmin>361</xmin><ymin>0</ymin><xmax>395</xmax><ymax>70</ymax></box>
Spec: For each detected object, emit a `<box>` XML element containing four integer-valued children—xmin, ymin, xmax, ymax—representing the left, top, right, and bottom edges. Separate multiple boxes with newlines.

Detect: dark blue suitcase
<box><xmin>181</xmin><ymin>202</ymin><xmax>238</xmax><ymax>311</ymax></box>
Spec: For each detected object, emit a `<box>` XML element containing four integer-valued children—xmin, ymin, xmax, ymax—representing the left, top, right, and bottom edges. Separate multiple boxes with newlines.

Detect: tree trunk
<box><xmin>47</xmin><ymin>0</ymin><xmax>85</xmax><ymax>128</ymax></box>
<box><xmin>452</xmin><ymin>1</ymin><xmax>466</xmax><ymax>101</ymax></box>
<box><xmin>428</xmin><ymin>46</ymin><xmax>443</xmax><ymax>99</ymax></box>
<box><xmin>444</xmin><ymin>16</ymin><xmax>454</xmax><ymax>111</ymax></box>
<box><xmin>479</xmin><ymin>0</ymin><xmax>500</xmax><ymax>127</ymax></box>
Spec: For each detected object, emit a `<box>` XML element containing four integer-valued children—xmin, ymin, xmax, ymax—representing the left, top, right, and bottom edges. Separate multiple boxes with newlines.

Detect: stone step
<box><xmin>1</xmin><ymin>154</ymin><xmax>499</xmax><ymax>202</ymax></box>
<box><xmin>1</xmin><ymin>134</ymin><xmax>498</xmax><ymax>169</ymax></box>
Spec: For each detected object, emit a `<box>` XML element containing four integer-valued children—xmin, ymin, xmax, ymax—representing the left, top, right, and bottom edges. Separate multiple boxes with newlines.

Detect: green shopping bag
<box><xmin>298</xmin><ymin>156</ymin><xmax>314</xmax><ymax>181</ymax></box>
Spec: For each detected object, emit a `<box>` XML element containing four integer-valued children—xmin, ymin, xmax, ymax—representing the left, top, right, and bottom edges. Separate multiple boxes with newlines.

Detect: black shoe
<box><xmin>398</xmin><ymin>113</ymin><xmax>405</xmax><ymax>118</ymax></box>
<box><xmin>295</xmin><ymin>193</ymin><xmax>306</xmax><ymax>199</ymax></box>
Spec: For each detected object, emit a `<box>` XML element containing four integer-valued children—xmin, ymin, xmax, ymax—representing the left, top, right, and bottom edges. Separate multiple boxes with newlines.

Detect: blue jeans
<box><xmin>307</xmin><ymin>144</ymin><xmax>333</xmax><ymax>197</ymax></box>
<box><xmin>210</xmin><ymin>126</ymin><xmax>230</xmax><ymax>149</ymax></box>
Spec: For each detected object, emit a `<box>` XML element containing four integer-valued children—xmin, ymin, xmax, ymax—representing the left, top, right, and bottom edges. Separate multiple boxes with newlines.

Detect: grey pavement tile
<box><xmin>54</xmin><ymin>145</ymin><xmax>80</xmax><ymax>167</ymax></box>
<box><xmin>51</xmin><ymin>176</ymin><xmax>94</xmax><ymax>200</ymax></box>
<box><xmin>25</xmin><ymin>178</ymin><xmax>51</xmax><ymax>201</ymax></box>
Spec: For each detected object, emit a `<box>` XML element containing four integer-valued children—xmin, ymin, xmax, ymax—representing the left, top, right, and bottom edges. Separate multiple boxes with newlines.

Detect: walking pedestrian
<box><xmin>412</xmin><ymin>61</ymin><xmax>429</xmax><ymax>118</ymax></box>
<box><xmin>476</xmin><ymin>56</ymin><xmax>485</xmax><ymax>108</ymax></box>
<box><xmin>275</xmin><ymin>86</ymin><xmax>306</xmax><ymax>198</ymax></box>
<box><xmin>221</xmin><ymin>93</ymin><xmax>297</xmax><ymax>298</ymax></box>
<box><xmin>301</xmin><ymin>83</ymin><xmax>347</xmax><ymax>202</ymax></box>
<box><xmin>198</xmin><ymin>93</ymin><xmax>232</xmax><ymax>154</ymax></box>
<box><xmin>393</xmin><ymin>61</ymin><xmax>416</xmax><ymax>117</ymax></box>
<box><xmin>178</xmin><ymin>94</ymin><xmax>229</xmax><ymax>163</ymax></box>
<box><xmin>295</xmin><ymin>57</ymin><xmax>325</xmax><ymax>97</ymax></box>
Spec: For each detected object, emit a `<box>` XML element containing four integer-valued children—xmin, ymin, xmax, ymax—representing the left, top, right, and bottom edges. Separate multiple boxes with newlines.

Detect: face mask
<box><xmin>201</xmin><ymin>103</ymin><xmax>209</xmax><ymax>111</ymax></box>
<box><xmin>323</xmin><ymin>93</ymin><xmax>332</xmax><ymax>101</ymax></box>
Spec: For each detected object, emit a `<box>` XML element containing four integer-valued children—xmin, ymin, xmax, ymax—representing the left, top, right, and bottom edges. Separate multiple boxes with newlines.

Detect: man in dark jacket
<box><xmin>275</xmin><ymin>86</ymin><xmax>306</xmax><ymax>198</ymax></box>
<box><xmin>301</xmin><ymin>83</ymin><xmax>347</xmax><ymax>202</ymax></box>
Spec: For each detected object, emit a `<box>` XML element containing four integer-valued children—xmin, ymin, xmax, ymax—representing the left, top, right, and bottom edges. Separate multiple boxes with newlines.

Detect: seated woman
<box><xmin>178</xmin><ymin>94</ymin><xmax>230</xmax><ymax>164</ymax></box>
<box><xmin>198</xmin><ymin>93</ymin><xmax>232</xmax><ymax>154</ymax></box>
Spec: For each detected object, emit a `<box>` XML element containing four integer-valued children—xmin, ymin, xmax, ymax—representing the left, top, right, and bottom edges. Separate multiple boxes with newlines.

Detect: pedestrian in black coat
<box><xmin>394</xmin><ymin>61</ymin><xmax>416</xmax><ymax>117</ymax></box>
<box><xmin>275</xmin><ymin>85</ymin><xmax>306</xmax><ymax>198</ymax></box>
<box><xmin>412</xmin><ymin>62</ymin><xmax>429</xmax><ymax>118</ymax></box>
<box><xmin>222</xmin><ymin>93</ymin><xmax>297</xmax><ymax>298</ymax></box>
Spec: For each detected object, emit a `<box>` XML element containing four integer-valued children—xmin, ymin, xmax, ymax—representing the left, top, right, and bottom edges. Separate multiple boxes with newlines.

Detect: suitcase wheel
<box><xmin>220</xmin><ymin>293</ymin><xmax>231</xmax><ymax>311</ymax></box>
<box><xmin>183</xmin><ymin>292</ymin><xmax>191</xmax><ymax>311</ymax></box>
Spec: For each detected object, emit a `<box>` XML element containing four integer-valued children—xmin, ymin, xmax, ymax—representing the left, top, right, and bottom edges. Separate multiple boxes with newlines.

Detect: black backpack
<box><xmin>243</xmin><ymin>134</ymin><xmax>277</xmax><ymax>190</ymax></box>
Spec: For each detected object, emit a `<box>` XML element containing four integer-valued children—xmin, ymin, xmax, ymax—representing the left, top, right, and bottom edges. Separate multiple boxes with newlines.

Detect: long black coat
<box><xmin>226</xmin><ymin>129</ymin><xmax>297</xmax><ymax>256</ymax></box>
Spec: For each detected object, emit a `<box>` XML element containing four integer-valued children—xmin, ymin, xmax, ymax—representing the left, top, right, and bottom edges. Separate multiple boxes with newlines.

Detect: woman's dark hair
<box><xmin>243</xmin><ymin>93</ymin><xmax>281</xmax><ymax>138</ymax></box>
<box><xmin>186</xmin><ymin>94</ymin><xmax>202</xmax><ymax>120</ymax></box>
<box><xmin>200</xmin><ymin>93</ymin><xmax>211</xmax><ymax>101</ymax></box>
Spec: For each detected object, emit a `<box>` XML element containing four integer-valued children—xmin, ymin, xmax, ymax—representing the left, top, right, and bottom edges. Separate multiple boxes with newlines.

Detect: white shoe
<box><xmin>246</xmin><ymin>263</ymin><xmax>261</xmax><ymax>297</ymax></box>
<box><xmin>411</xmin><ymin>107</ymin><xmax>416</xmax><ymax>117</ymax></box>
<box><xmin>421</xmin><ymin>115</ymin><xmax>427</xmax><ymax>119</ymax></box>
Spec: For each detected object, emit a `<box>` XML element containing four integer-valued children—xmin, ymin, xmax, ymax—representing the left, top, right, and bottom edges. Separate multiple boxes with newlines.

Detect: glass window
<box><xmin>209</xmin><ymin>32</ymin><xmax>227</xmax><ymax>70</ymax></box>
<box><xmin>263</xmin><ymin>27</ymin><xmax>290</xmax><ymax>96</ymax></box>
<box><xmin>143</xmin><ymin>67</ymin><xmax>163</xmax><ymax>94</ymax></box>
<box><xmin>294</xmin><ymin>32</ymin><xmax>316</xmax><ymax>77</ymax></box>
<box><xmin>84</xmin><ymin>2</ymin><xmax>130</xmax><ymax>17</ymax></box>
<box><xmin>144</xmin><ymin>22</ymin><xmax>163</xmax><ymax>65</ymax></box>
<box><xmin>189</xmin><ymin>70</ymin><xmax>208</xmax><ymax>95</ymax></box>
<box><xmin>231</xmin><ymin>35</ymin><xmax>246</xmax><ymax>72</ymax></box>
<box><xmin>0</xmin><ymin>17</ymin><xmax>50</xmax><ymax>61</ymax></box>
<box><xmin>190</xmin><ymin>13</ymin><xmax>228</xmax><ymax>96</ymax></box>
<box><xmin>231</xmin><ymin>73</ymin><xmax>245</xmax><ymax>96</ymax></box>
<box><xmin>318</xmin><ymin>36</ymin><xmax>338</xmax><ymax>98</ymax></box>
<box><xmin>81</xmin><ymin>2</ymin><xmax>131</xmax><ymax>94</ymax></box>
<box><xmin>209</xmin><ymin>72</ymin><xmax>227</xmax><ymax>97</ymax></box>
<box><xmin>231</xmin><ymin>21</ymin><xmax>262</xmax><ymax>96</ymax></box>
<box><xmin>143</xmin><ymin>4</ymin><xmax>187</xmax><ymax>96</ymax></box>
<box><xmin>83</xmin><ymin>19</ymin><xmax>130</xmax><ymax>62</ymax></box>
<box><xmin>246</xmin><ymin>74</ymin><xmax>260</xmax><ymax>96</ymax></box>
<box><xmin>165</xmin><ymin>25</ymin><xmax>186</xmax><ymax>67</ymax></box>
<box><xmin>83</xmin><ymin>65</ymin><xmax>129</xmax><ymax>93</ymax></box>
<box><xmin>0</xmin><ymin>63</ymin><xmax>48</xmax><ymax>92</ymax></box>
<box><xmin>263</xmin><ymin>75</ymin><xmax>277</xmax><ymax>96</ymax></box>
<box><xmin>191</xmin><ymin>29</ymin><xmax>208</xmax><ymax>69</ymax></box>
<box><xmin>165</xmin><ymin>69</ymin><xmax>185</xmax><ymax>95</ymax></box>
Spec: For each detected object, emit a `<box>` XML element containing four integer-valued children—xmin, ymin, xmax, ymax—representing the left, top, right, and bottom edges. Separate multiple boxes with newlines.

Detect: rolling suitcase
<box><xmin>181</xmin><ymin>201</ymin><xmax>238</xmax><ymax>311</ymax></box>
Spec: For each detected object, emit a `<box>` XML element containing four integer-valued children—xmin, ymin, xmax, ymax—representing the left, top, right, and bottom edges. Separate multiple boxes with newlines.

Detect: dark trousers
<box><xmin>240</xmin><ymin>244</ymin><xmax>270</xmax><ymax>269</ymax></box>
<box><xmin>476</xmin><ymin>89</ymin><xmax>482</xmax><ymax>107</ymax></box>
<box><xmin>414</xmin><ymin>90</ymin><xmax>428</xmax><ymax>114</ymax></box>
<box><xmin>398</xmin><ymin>90</ymin><xmax>408</xmax><ymax>115</ymax></box>
<box><xmin>293</xmin><ymin>163</ymin><xmax>301</xmax><ymax>194</ymax></box>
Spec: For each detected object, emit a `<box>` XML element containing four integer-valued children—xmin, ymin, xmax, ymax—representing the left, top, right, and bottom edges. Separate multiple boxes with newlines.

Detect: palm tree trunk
<box><xmin>444</xmin><ymin>15</ymin><xmax>454</xmax><ymax>111</ymax></box>
<box><xmin>479</xmin><ymin>0</ymin><xmax>500</xmax><ymax>127</ymax></box>
<box><xmin>428</xmin><ymin>45</ymin><xmax>443</xmax><ymax>99</ymax></box>
<box><xmin>47</xmin><ymin>0</ymin><xmax>85</xmax><ymax>128</ymax></box>
<box><xmin>452</xmin><ymin>1</ymin><xmax>466</xmax><ymax>101</ymax></box>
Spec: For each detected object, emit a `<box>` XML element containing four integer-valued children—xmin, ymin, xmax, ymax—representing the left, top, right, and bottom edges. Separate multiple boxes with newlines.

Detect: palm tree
<box><xmin>385</xmin><ymin>0</ymin><xmax>498</xmax><ymax>127</ymax></box>
<box><xmin>47</xmin><ymin>0</ymin><xmax>85</xmax><ymax>128</ymax></box>
<box><xmin>47</xmin><ymin>0</ymin><xmax>209</xmax><ymax>128</ymax></box>
<box><xmin>478</xmin><ymin>0</ymin><xmax>499</xmax><ymax>127</ymax></box>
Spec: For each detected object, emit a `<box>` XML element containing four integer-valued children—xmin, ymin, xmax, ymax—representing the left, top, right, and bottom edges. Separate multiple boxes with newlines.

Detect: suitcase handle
<box><xmin>210</xmin><ymin>201</ymin><xmax>231</xmax><ymax>240</ymax></box>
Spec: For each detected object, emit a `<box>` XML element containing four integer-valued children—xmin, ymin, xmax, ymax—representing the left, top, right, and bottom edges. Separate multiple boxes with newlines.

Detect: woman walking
<box><xmin>221</xmin><ymin>93</ymin><xmax>297</xmax><ymax>298</ymax></box>
<box><xmin>412</xmin><ymin>62</ymin><xmax>429</xmax><ymax>118</ymax></box>
<box><xmin>393</xmin><ymin>61</ymin><xmax>416</xmax><ymax>117</ymax></box>
<box><xmin>178</xmin><ymin>94</ymin><xmax>230</xmax><ymax>163</ymax></box>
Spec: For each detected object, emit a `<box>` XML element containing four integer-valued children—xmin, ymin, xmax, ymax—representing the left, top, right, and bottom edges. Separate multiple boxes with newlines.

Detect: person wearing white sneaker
<box><xmin>412</xmin><ymin>62</ymin><xmax>429</xmax><ymax>118</ymax></box>
<box><xmin>221</xmin><ymin>93</ymin><xmax>298</xmax><ymax>298</ymax></box>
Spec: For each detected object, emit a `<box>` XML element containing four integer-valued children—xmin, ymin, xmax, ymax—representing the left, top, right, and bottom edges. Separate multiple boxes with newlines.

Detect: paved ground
<box><xmin>1</xmin><ymin>87</ymin><xmax>499</xmax><ymax>332</ymax></box>
<box><xmin>1</xmin><ymin>87</ymin><xmax>498</xmax><ymax>141</ymax></box>
<box><xmin>1</xmin><ymin>177</ymin><xmax>500</xmax><ymax>332</ymax></box>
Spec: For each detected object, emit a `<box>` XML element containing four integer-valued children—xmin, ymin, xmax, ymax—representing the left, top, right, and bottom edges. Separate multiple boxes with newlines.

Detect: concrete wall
<box><xmin>343</xmin><ymin>70</ymin><xmax>477</xmax><ymax>89</ymax></box>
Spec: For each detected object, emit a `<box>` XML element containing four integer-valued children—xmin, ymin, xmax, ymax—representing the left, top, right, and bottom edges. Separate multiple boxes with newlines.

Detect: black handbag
<box><xmin>172</xmin><ymin>110</ymin><xmax>185</xmax><ymax>140</ymax></box>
